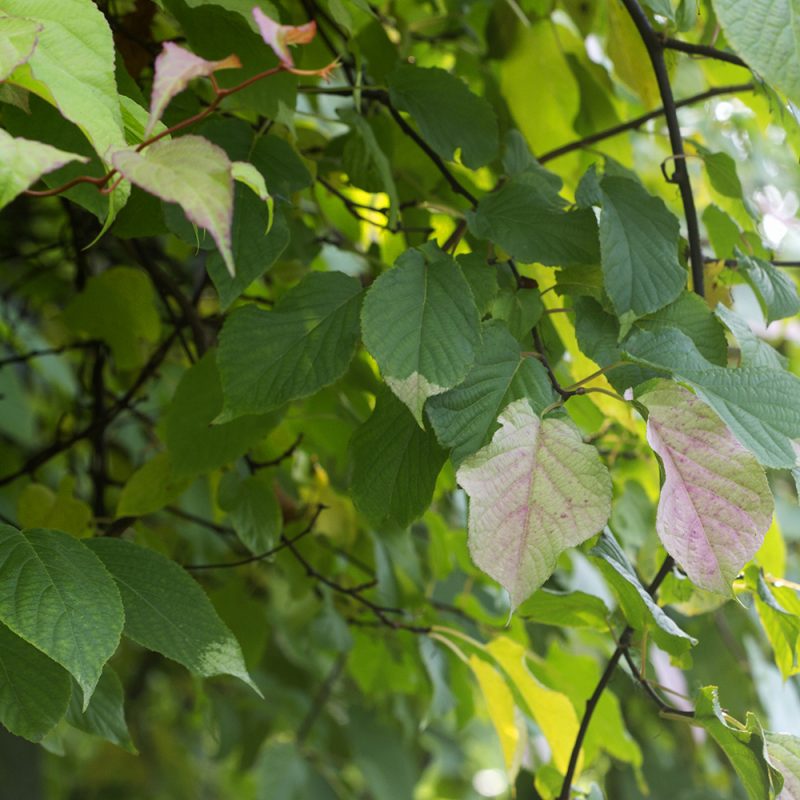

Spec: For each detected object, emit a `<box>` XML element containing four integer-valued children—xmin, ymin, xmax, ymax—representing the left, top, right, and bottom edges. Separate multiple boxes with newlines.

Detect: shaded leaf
<box><xmin>0</xmin><ymin>526</ymin><xmax>123</xmax><ymax>705</ymax></box>
<box><xmin>388</xmin><ymin>63</ymin><xmax>499</xmax><ymax>169</ymax></box>
<box><xmin>591</xmin><ymin>531</ymin><xmax>696</xmax><ymax>655</ymax></box>
<box><xmin>738</xmin><ymin>254</ymin><xmax>800</xmax><ymax>324</ymax></box>
<box><xmin>349</xmin><ymin>389</ymin><xmax>447</xmax><ymax>528</ymax></box>
<box><xmin>86</xmin><ymin>538</ymin><xmax>260</xmax><ymax>694</ymax></box>
<box><xmin>218</xmin><ymin>472</ymin><xmax>282</xmax><ymax>554</ymax></box>
<box><xmin>218</xmin><ymin>271</ymin><xmax>362</xmax><ymax>419</ymax></box>
<box><xmin>0</xmin><ymin>622</ymin><xmax>70</xmax><ymax>742</ymax></box>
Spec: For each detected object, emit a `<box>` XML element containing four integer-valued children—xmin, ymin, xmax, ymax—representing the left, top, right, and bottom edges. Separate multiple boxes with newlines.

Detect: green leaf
<box><xmin>457</xmin><ymin>399</ymin><xmax>612</xmax><ymax>609</ymax></box>
<box><xmin>703</xmin><ymin>151</ymin><xmax>743</xmax><ymax>199</ymax></box>
<box><xmin>737</xmin><ymin>254</ymin><xmax>800</xmax><ymax>324</ymax></box>
<box><xmin>591</xmin><ymin>531</ymin><xmax>696</xmax><ymax>655</ymax></box>
<box><xmin>457</xmin><ymin>252</ymin><xmax>498</xmax><ymax>314</ymax></box>
<box><xmin>0</xmin><ymin>129</ymin><xmax>87</xmax><ymax>210</ymax></box>
<box><xmin>217</xmin><ymin>271</ymin><xmax>362</xmax><ymax>420</ymax></box>
<box><xmin>711</xmin><ymin>0</ymin><xmax>800</xmax><ymax>105</ymax></box>
<box><xmin>641</xmin><ymin>381</ymin><xmax>773</xmax><ymax>596</ymax></box>
<box><xmin>746</xmin><ymin>566</ymin><xmax>800</xmax><ymax>679</ymax></box>
<box><xmin>86</xmin><ymin>538</ymin><xmax>260</xmax><ymax>694</ymax></box>
<box><xmin>207</xmin><ymin>193</ymin><xmax>290</xmax><ymax>310</ymax></box>
<box><xmin>467</xmin><ymin>172</ymin><xmax>600</xmax><ymax>266</ymax></box>
<box><xmin>349</xmin><ymin>389</ymin><xmax>447</xmax><ymax>528</ymax></box>
<box><xmin>111</xmin><ymin>136</ymin><xmax>236</xmax><ymax>276</ymax></box>
<box><xmin>361</xmin><ymin>243</ymin><xmax>481</xmax><ymax>424</ymax></box>
<box><xmin>64</xmin><ymin>266</ymin><xmax>161</xmax><ymax>371</ymax></box>
<box><xmin>694</xmin><ymin>687</ymin><xmax>782</xmax><ymax>800</ymax></box>
<box><xmin>624</xmin><ymin>328</ymin><xmax>800</xmax><ymax>468</ymax></box>
<box><xmin>66</xmin><ymin>665</ymin><xmax>135</xmax><ymax>752</ymax></box>
<box><xmin>426</xmin><ymin>321</ymin><xmax>556</xmax><ymax>466</ymax></box>
<box><xmin>596</xmin><ymin>175</ymin><xmax>686</xmax><ymax>318</ymax></box>
<box><xmin>165</xmin><ymin>351</ymin><xmax>279</xmax><ymax>478</ymax></box>
<box><xmin>516</xmin><ymin>589</ymin><xmax>610</xmax><ymax>629</ymax></box>
<box><xmin>418</xmin><ymin>637</ymin><xmax>456</xmax><ymax>723</ymax></box>
<box><xmin>0</xmin><ymin>526</ymin><xmax>123</xmax><ymax>705</ymax></box>
<box><xmin>388</xmin><ymin>63</ymin><xmax>499</xmax><ymax>169</ymax></box>
<box><xmin>231</xmin><ymin>160</ymin><xmax>272</xmax><ymax>223</ymax></box>
<box><xmin>0</xmin><ymin>14</ymin><xmax>42</xmax><ymax>81</ymax></box>
<box><xmin>4</xmin><ymin>0</ymin><xmax>130</xmax><ymax>220</ymax></box>
<box><xmin>0</xmin><ymin>622</ymin><xmax>70</xmax><ymax>742</ymax></box>
<box><xmin>704</xmin><ymin>204</ymin><xmax>742</xmax><ymax>259</ymax></box>
<box><xmin>217</xmin><ymin>471</ymin><xmax>282</xmax><ymax>554</ymax></box>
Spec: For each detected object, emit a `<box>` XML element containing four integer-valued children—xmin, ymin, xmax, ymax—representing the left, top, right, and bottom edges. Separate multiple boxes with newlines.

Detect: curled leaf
<box><xmin>146</xmin><ymin>42</ymin><xmax>240</xmax><ymax>136</ymax></box>
<box><xmin>251</xmin><ymin>7</ymin><xmax>316</xmax><ymax>68</ymax></box>
<box><xmin>0</xmin><ymin>14</ymin><xmax>42</xmax><ymax>81</ymax></box>
<box><xmin>457</xmin><ymin>399</ymin><xmax>612</xmax><ymax>609</ymax></box>
<box><xmin>642</xmin><ymin>381</ymin><xmax>773</xmax><ymax>595</ymax></box>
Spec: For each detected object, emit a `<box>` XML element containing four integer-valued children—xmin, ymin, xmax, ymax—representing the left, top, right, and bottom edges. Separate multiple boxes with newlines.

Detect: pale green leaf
<box><xmin>711</xmin><ymin>0</ymin><xmax>800</xmax><ymax>106</ymax></box>
<box><xmin>388</xmin><ymin>63</ymin><xmax>499</xmax><ymax>169</ymax></box>
<box><xmin>641</xmin><ymin>381</ymin><xmax>773</xmax><ymax>595</ymax></box>
<box><xmin>349</xmin><ymin>389</ymin><xmax>447</xmax><ymax>528</ymax></box>
<box><xmin>0</xmin><ymin>622</ymin><xmax>70</xmax><ymax>742</ymax></box>
<box><xmin>591</xmin><ymin>531</ymin><xmax>697</xmax><ymax>655</ymax></box>
<box><xmin>111</xmin><ymin>136</ymin><xmax>236</xmax><ymax>276</ymax></box>
<box><xmin>715</xmin><ymin>304</ymin><xmax>787</xmax><ymax>368</ymax></box>
<box><xmin>17</xmin><ymin>479</ymin><xmax>92</xmax><ymax>539</ymax></box>
<box><xmin>217</xmin><ymin>271</ymin><xmax>362</xmax><ymax>419</ymax></box>
<box><xmin>516</xmin><ymin>589</ymin><xmax>610</xmax><ymax>629</ymax></box>
<box><xmin>361</xmin><ymin>243</ymin><xmax>481</xmax><ymax>424</ymax></box>
<box><xmin>766</xmin><ymin>732</ymin><xmax>800</xmax><ymax>799</ymax></box>
<box><xmin>0</xmin><ymin>525</ymin><xmax>123</xmax><ymax>705</ymax></box>
<box><xmin>426</xmin><ymin>321</ymin><xmax>556</xmax><ymax>466</ymax></box>
<box><xmin>165</xmin><ymin>352</ymin><xmax>279</xmax><ymax>478</ymax></box>
<box><xmin>0</xmin><ymin>14</ymin><xmax>42</xmax><ymax>81</ymax></box>
<box><xmin>4</xmin><ymin>0</ymin><xmax>130</xmax><ymax>218</ymax></box>
<box><xmin>624</xmin><ymin>328</ymin><xmax>800</xmax><ymax>468</ymax></box>
<box><xmin>0</xmin><ymin>129</ymin><xmax>87</xmax><ymax>210</ymax></box>
<box><xmin>457</xmin><ymin>399</ymin><xmax>612</xmax><ymax>609</ymax></box>
<box><xmin>231</xmin><ymin>160</ymin><xmax>273</xmax><ymax>230</ymax></box>
<box><xmin>86</xmin><ymin>538</ymin><xmax>260</xmax><ymax>694</ymax></box>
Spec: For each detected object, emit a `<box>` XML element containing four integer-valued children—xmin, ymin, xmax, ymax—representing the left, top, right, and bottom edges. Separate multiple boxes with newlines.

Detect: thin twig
<box><xmin>660</xmin><ymin>36</ymin><xmax>748</xmax><ymax>68</ymax></box>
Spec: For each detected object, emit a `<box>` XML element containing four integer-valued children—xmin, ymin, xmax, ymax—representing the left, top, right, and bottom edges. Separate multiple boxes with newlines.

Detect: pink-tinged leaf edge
<box><xmin>251</xmin><ymin>7</ymin><xmax>316</xmax><ymax>68</ymax></box>
<box><xmin>643</xmin><ymin>381</ymin><xmax>773</xmax><ymax>595</ymax></box>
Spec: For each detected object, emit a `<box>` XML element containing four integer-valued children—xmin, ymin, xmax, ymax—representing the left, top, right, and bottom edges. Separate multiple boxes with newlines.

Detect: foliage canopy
<box><xmin>3</xmin><ymin>1</ymin><xmax>800</xmax><ymax>798</ymax></box>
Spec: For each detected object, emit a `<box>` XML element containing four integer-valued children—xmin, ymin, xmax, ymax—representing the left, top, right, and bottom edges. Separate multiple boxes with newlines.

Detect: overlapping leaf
<box><xmin>625</xmin><ymin>328</ymin><xmax>800</xmax><ymax>468</ymax></box>
<box><xmin>642</xmin><ymin>381</ymin><xmax>773</xmax><ymax>595</ymax></box>
<box><xmin>86</xmin><ymin>538</ymin><xmax>259</xmax><ymax>694</ymax></box>
<box><xmin>111</xmin><ymin>136</ymin><xmax>236</xmax><ymax>275</ymax></box>
<box><xmin>0</xmin><ymin>526</ymin><xmax>123</xmax><ymax>706</ymax></box>
<box><xmin>457</xmin><ymin>399</ymin><xmax>612</xmax><ymax>609</ymax></box>
<box><xmin>217</xmin><ymin>271</ymin><xmax>362</xmax><ymax>419</ymax></box>
<box><xmin>0</xmin><ymin>129</ymin><xmax>87</xmax><ymax>210</ymax></box>
<box><xmin>0</xmin><ymin>14</ymin><xmax>42</xmax><ymax>81</ymax></box>
<box><xmin>361</xmin><ymin>243</ymin><xmax>481</xmax><ymax>424</ymax></box>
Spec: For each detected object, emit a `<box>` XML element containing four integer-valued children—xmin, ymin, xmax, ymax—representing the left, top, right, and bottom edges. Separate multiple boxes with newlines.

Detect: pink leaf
<box><xmin>146</xmin><ymin>42</ymin><xmax>241</xmax><ymax>136</ymax></box>
<box><xmin>643</xmin><ymin>381</ymin><xmax>773</xmax><ymax>595</ymax></box>
<box><xmin>251</xmin><ymin>7</ymin><xmax>316</xmax><ymax>68</ymax></box>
